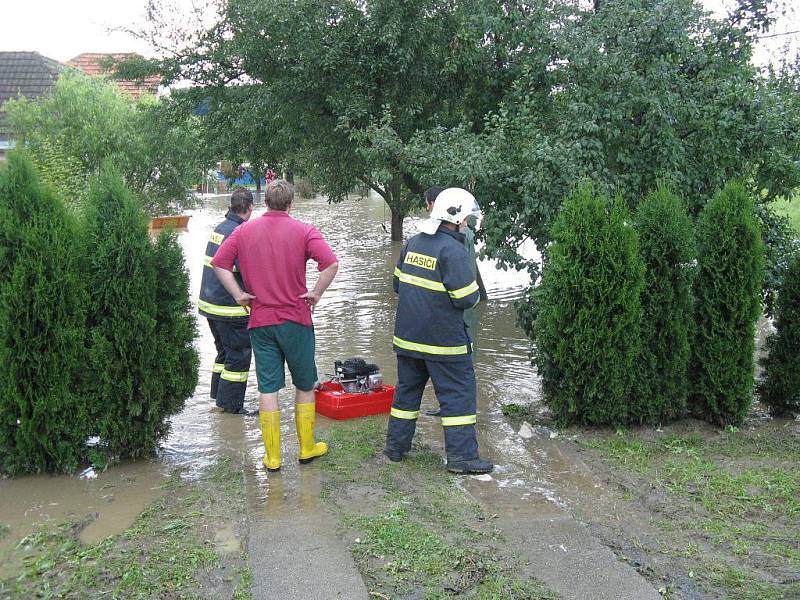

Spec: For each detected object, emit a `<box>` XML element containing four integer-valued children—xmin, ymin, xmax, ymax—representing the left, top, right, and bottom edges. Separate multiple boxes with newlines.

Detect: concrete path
<box><xmin>246</xmin><ymin>510</ymin><xmax>369</xmax><ymax>600</ymax></box>
<box><xmin>239</xmin><ymin>409</ymin><xmax>661</xmax><ymax>600</ymax></box>
<box><xmin>242</xmin><ymin>442</ymin><xmax>369</xmax><ymax>600</ymax></box>
<box><xmin>430</xmin><ymin>412</ymin><xmax>663</xmax><ymax>600</ymax></box>
<box><xmin>465</xmin><ymin>476</ymin><xmax>662</xmax><ymax>600</ymax></box>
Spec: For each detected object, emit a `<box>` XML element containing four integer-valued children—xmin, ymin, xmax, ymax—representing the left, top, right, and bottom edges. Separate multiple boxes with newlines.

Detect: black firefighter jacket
<box><xmin>393</xmin><ymin>224</ymin><xmax>481</xmax><ymax>362</ymax></box>
<box><xmin>199</xmin><ymin>211</ymin><xmax>248</xmax><ymax>321</ymax></box>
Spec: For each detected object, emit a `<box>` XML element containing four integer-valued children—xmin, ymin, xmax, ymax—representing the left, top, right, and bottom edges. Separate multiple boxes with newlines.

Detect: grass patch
<box><xmin>320</xmin><ymin>420</ymin><xmax>558</xmax><ymax>599</ymax></box>
<box><xmin>705</xmin><ymin>563</ymin><xmax>796</xmax><ymax>600</ymax></box>
<box><xmin>579</xmin><ymin>425</ymin><xmax>800</xmax><ymax>600</ymax></box>
<box><xmin>318</xmin><ymin>416</ymin><xmax>385</xmax><ymax>498</ymax></box>
<box><xmin>500</xmin><ymin>402</ymin><xmax>534</xmax><ymax>419</ymax></box>
<box><xmin>769</xmin><ymin>195</ymin><xmax>800</xmax><ymax>235</ymax></box>
<box><xmin>0</xmin><ymin>524</ymin><xmax>9</xmax><ymax>541</ymax></box>
<box><xmin>0</xmin><ymin>457</ymin><xmax>250</xmax><ymax>599</ymax></box>
<box><xmin>232</xmin><ymin>564</ymin><xmax>254</xmax><ymax>600</ymax></box>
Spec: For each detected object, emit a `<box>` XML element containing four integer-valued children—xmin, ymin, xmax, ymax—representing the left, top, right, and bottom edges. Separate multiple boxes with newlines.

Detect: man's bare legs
<box><xmin>259</xmin><ymin>388</ymin><xmax>315</xmax><ymax>412</ymax></box>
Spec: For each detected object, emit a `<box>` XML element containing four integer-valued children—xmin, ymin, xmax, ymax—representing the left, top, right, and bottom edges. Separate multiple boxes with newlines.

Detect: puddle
<box><xmin>213</xmin><ymin>525</ymin><xmax>241</xmax><ymax>555</ymax></box>
<box><xmin>0</xmin><ymin>460</ymin><xmax>169</xmax><ymax>577</ymax></box>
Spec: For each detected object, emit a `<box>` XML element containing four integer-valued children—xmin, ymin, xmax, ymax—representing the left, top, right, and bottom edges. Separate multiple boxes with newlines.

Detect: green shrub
<box><xmin>634</xmin><ymin>187</ymin><xmax>695</xmax><ymax>423</ymax></box>
<box><xmin>757</xmin><ymin>203</ymin><xmax>800</xmax><ymax>318</ymax></box>
<box><xmin>27</xmin><ymin>138</ymin><xmax>88</xmax><ymax>214</ymax></box>
<box><xmin>83</xmin><ymin>170</ymin><xmax>196</xmax><ymax>459</ymax></box>
<box><xmin>533</xmin><ymin>186</ymin><xmax>644</xmax><ymax>426</ymax></box>
<box><xmin>757</xmin><ymin>253</ymin><xmax>800</xmax><ymax>416</ymax></box>
<box><xmin>690</xmin><ymin>182</ymin><xmax>764</xmax><ymax>426</ymax></box>
<box><xmin>0</xmin><ymin>153</ymin><xmax>88</xmax><ymax>474</ymax></box>
<box><xmin>150</xmin><ymin>229</ymin><xmax>199</xmax><ymax>434</ymax></box>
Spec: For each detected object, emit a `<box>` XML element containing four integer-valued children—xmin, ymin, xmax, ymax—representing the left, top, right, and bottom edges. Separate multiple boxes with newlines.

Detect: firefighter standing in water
<box><xmin>422</xmin><ymin>186</ymin><xmax>487</xmax><ymax>354</ymax></box>
<box><xmin>198</xmin><ymin>187</ymin><xmax>254</xmax><ymax>414</ymax></box>
<box><xmin>384</xmin><ymin>187</ymin><xmax>493</xmax><ymax>474</ymax></box>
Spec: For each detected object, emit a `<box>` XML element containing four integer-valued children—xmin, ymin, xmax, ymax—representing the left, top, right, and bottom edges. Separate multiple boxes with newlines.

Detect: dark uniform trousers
<box><xmin>386</xmin><ymin>355</ymin><xmax>479</xmax><ymax>461</ymax></box>
<box><xmin>208</xmin><ymin>318</ymin><xmax>252</xmax><ymax>412</ymax></box>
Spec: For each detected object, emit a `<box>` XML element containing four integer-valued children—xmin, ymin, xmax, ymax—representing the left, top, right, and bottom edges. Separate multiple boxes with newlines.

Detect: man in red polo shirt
<box><xmin>212</xmin><ymin>180</ymin><xmax>339</xmax><ymax>472</ymax></box>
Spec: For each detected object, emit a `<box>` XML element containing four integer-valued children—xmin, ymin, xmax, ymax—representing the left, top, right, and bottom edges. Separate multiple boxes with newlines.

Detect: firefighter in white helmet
<box><xmin>384</xmin><ymin>187</ymin><xmax>493</xmax><ymax>474</ymax></box>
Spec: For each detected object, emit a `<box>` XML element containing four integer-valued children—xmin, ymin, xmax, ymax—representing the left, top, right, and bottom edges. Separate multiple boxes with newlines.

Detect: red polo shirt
<box><xmin>212</xmin><ymin>210</ymin><xmax>337</xmax><ymax>328</ymax></box>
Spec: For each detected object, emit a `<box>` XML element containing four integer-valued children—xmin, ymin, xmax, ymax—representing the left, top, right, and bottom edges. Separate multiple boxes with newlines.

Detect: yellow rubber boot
<box><xmin>295</xmin><ymin>402</ymin><xmax>328</xmax><ymax>464</ymax></box>
<box><xmin>259</xmin><ymin>410</ymin><xmax>281</xmax><ymax>472</ymax></box>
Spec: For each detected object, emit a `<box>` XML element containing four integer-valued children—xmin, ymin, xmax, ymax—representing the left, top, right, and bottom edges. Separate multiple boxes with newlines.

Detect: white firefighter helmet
<box><xmin>418</xmin><ymin>187</ymin><xmax>481</xmax><ymax>235</ymax></box>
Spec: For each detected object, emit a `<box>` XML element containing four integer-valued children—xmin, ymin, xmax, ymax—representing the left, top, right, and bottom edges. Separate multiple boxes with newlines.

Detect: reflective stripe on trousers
<box><xmin>385</xmin><ymin>355</ymin><xmax>479</xmax><ymax>461</ymax></box>
<box><xmin>208</xmin><ymin>318</ymin><xmax>252</xmax><ymax>411</ymax></box>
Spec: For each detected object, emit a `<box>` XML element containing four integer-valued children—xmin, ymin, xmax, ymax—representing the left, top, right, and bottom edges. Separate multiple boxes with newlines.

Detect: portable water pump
<box><xmin>316</xmin><ymin>357</ymin><xmax>394</xmax><ymax>419</ymax></box>
<box><xmin>333</xmin><ymin>357</ymin><xmax>384</xmax><ymax>394</ymax></box>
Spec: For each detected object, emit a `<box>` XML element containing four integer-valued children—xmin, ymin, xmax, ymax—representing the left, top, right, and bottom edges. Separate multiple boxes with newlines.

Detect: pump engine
<box><xmin>333</xmin><ymin>357</ymin><xmax>384</xmax><ymax>394</ymax></box>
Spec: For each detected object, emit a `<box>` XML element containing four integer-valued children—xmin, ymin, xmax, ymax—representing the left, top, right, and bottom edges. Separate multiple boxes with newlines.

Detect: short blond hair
<box><xmin>265</xmin><ymin>180</ymin><xmax>294</xmax><ymax>211</ymax></box>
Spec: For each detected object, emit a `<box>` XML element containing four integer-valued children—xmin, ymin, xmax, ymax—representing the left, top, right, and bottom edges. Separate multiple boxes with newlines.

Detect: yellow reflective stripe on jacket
<box><xmin>448</xmin><ymin>280</ymin><xmax>479</xmax><ymax>299</ymax></box>
<box><xmin>209</xmin><ymin>232</ymin><xmax>225</xmax><ymax>245</ymax></box>
<box><xmin>212</xmin><ymin>363</ymin><xmax>225</xmax><ymax>373</ymax></box>
<box><xmin>204</xmin><ymin>255</ymin><xmax>238</xmax><ymax>272</ymax></box>
<box><xmin>392</xmin><ymin>336</ymin><xmax>468</xmax><ymax>356</ymax></box>
<box><xmin>198</xmin><ymin>299</ymin><xmax>249</xmax><ymax>317</ymax></box>
<box><xmin>390</xmin><ymin>407</ymin><xmax>420</xmax><ymax>420</ymax></box>
<box><xmin>221</xmin><ymin>369</ymin><xmax>248</xmax><ymax>382</ymax></box>
<box><xmin>396</xmin><ymin>272</ymin><xmax>446</xmax><ymax>293</ymax></box>
<box><xmin>441</xmin><ymin>414</ymin><xmax>477</xmax><ymax>426</ymax></box>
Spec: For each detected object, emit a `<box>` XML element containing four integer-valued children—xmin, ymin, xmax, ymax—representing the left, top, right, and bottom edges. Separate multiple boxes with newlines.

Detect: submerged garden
<box><xmin>1</xmin><ymin>0</ymin><xmax>799</xmax><ymax>598</ymax></box>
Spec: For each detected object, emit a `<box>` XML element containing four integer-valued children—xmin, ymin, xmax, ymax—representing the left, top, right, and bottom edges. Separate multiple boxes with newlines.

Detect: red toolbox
<box><xmin>315</xmin><ymin>381</ymin><xmax>395</xmax><ymax>420</ymax></box>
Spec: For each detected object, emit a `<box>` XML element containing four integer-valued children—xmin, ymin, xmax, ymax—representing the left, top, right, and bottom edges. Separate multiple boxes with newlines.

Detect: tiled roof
<box><xmin>67</xmin><ymin>53</ymin><xmax>160</xmax><ymax>99</ymax></box>
<box><xmin>0</xmin><ymin>52</ymin><xmax>63</xmax><ymax>136</ymax></box>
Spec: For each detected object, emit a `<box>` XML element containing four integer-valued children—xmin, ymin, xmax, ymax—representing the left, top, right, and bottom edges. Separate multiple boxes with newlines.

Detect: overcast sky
<box><xmin>1</xmin><ymin>0</ymin><xmax>797</xmax><ymax>66</ymax></box>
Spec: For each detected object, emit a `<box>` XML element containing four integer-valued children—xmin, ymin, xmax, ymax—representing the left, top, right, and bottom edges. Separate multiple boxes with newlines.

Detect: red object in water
<box><xmin>315</xmin><ymin>381</ymin><xmax>395</xmax><ymax>420</ymax></box>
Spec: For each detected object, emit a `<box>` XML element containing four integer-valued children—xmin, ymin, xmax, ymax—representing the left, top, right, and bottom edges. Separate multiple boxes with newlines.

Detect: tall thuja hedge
<box><xmin>634</xmin><ymin>187</ymin><xmax>695</xmax><ymax>423</ymax></box>
<box><xmin>757</xmin><ymin>253</ymin><xmax>800</xmax><ymax>416</ymax></box>
<box><xmin>83</xmin><ymin>171</ymin><xmax>197</xmax><ymax>459</ymax></box>
<box><xmin>690</xmin><ymin>182</ymin><xmax>764</xmax><ymax>426</ymax></box>
<box><xmin>150</xmin><ymin>229</ymin><xmax>198</xmax><ymax>437</ymax></box>
<box><xmin>0</xmin><ymin>153</ymin><xmax>88</xmax><ymax>474</ymax></box>
<box><xmin>534</xmin><ymin>186</ymin><xmax>644</xmax><ymax>426</ymax></box>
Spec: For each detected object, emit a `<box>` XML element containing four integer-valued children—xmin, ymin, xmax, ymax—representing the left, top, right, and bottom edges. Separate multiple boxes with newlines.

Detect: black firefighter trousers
<box><xmin>208</xmin><ymin>318</ymin><xmax>252</xmax><ymax>412</ymax></box>
<box><xmin>385</xmin><ymin>355</ymin><xmax>479</xmax><ymax>462</ymax></box>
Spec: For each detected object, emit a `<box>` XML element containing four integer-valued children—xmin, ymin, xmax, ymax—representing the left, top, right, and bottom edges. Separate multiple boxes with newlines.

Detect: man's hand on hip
<box><xmin>300</xmin><ymin>291</ymin><xmax>321</xmax><ymax>311</ymax></box>
<box><xmin>235</xmin><ymin>292</ymin><xmax>257</xmax><ymax>307</ymax></box>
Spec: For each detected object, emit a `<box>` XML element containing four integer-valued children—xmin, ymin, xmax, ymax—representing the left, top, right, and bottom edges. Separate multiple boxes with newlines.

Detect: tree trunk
<box><xmin>390</xmin><ymin>208</ymin><xmax>404</xmax><ymax>241</ymax></box>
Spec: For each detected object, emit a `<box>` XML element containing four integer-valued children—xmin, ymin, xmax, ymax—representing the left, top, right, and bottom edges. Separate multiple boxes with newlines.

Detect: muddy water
<box><xmin>0</xmin><ymin>191</ymin><xmax>543</xmax><ymax>569</ymax></box>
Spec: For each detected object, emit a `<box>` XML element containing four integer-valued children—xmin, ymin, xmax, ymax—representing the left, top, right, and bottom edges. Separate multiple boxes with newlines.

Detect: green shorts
<box><xmin>249</xmin><ymin>321</ymin><xmax>318</xmax><ymax>393</ymax></box>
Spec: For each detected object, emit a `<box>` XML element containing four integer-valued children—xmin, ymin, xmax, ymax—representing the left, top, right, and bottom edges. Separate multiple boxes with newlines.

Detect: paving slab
<box><xmin>242</xmin><ymin>439</ymin><xmax>369</xmax><ymax>600</ymax></box>
<box><xmin>496</xmin><ymin>514</ymin><xmax>662</xmax><ymax>600</ymax></box>
<box><xmin>247</xmin><ymin>511</ymin><xmax>368</xmax><ymax>600</ymax></box>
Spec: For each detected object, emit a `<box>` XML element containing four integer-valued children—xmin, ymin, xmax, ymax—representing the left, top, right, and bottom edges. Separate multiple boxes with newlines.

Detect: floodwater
<box><xmin>0</xmin><ymin>190</ymin><xmax>552</xmax><ymax>571</ymax></box>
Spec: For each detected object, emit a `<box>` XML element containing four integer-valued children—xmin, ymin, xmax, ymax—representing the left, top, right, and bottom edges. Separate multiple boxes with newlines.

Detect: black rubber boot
<box><xmin>382</xmin><ymin>447</ymin><xmax>404</xmax><ymax>462</ymax></box>
<box><xmin>446</xmin><ymin>457</ymin><xmax>494</xmax><ymax>474</ymax></box>
<box><xmin>226</xmin><ymin>406</ymin><xmax>258</xmax><ymax>416</ymax></box>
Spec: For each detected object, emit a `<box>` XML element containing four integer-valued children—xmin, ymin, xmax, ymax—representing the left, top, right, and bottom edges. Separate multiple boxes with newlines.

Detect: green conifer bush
<box><xmin>690</xmin><ymin>182</ymin><xmax>764</xmax><ymax>426</ymax></box>
<box><xmin>150</xmin><ymin>229</ymin><xmax>198</xmax><ymax>436</ymax></box>
<box><xmin>83</xmin><ymin>171</ymin><xmax>196</xmax><ymax>459</ymax></box>
<box><xmin>534</xmin><ymin>186</ymin><xmax>644</xmax><ymax>426</ymax></box>
<box><xmin>0</xmin><ymin>153</ymin><xmax>88</xmax><ymax>474</ymax></box>
<box><xmin>757</xmin><ymin>254</ymin><xmax>800</xmax><ymax>416</ymax></box>
<box><xmin>634</xmin><ymin>187</ymin><xmax>695</xmax><ymax>423</ymax></box>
